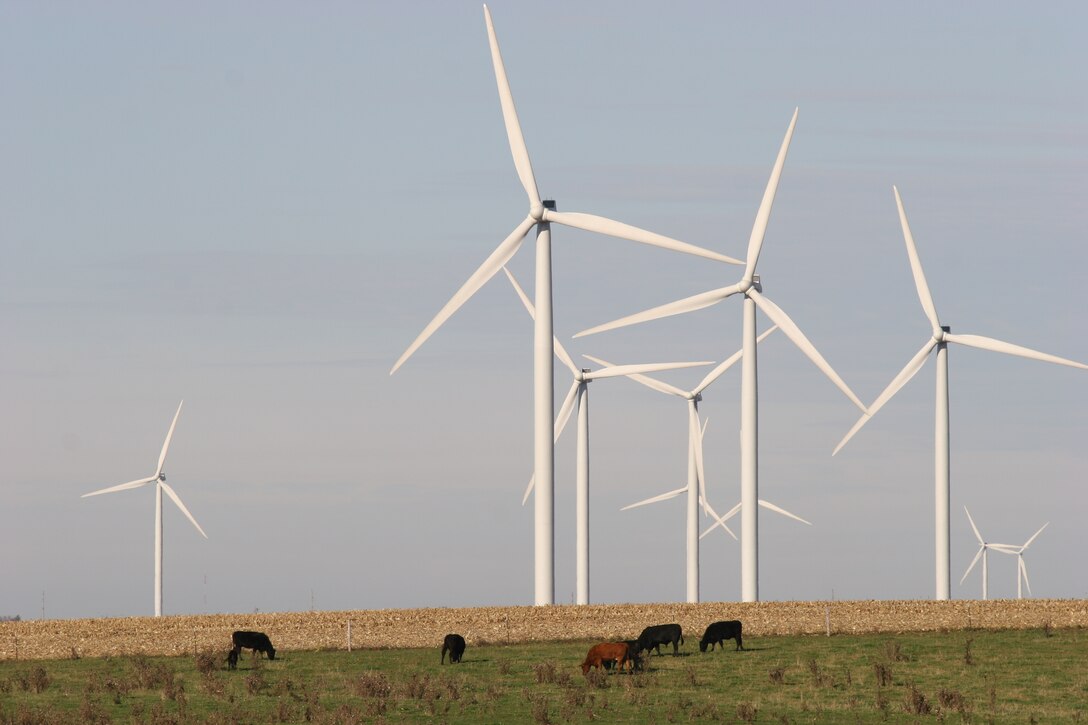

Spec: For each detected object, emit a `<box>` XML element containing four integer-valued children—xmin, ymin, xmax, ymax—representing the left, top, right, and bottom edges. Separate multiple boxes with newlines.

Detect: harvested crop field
<box><xmin>2</xmin><ymin>599</ymin><xmax>1085</xmax><ymax>661</ymax></box>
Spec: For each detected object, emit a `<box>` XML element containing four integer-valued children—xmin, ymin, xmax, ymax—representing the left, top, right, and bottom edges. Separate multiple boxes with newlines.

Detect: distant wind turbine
<box><xmin>834</xmin><ymin>186</ymin><xmax>1087</xmax><ymax>600</ymax></box>
<box><xmin>389</xmin><ymin>5</ymin><xmax>738</xmax><ymax>606</ymax></box>
<box><xmin>82</xmin><ymin>401</ymin><xmax>207</xmax><ymax>617</ymax></box>
<box><xmin>994</xmin><ymin>522</ymin><xmax>1049</xmax><ymax>600</ymax></box>
<box><xmin>504</xmin><ymin>267</ymin><xmax>713</xmax><ymax>605</ymax></box>
<box><xmin>959</xmin><ymin>507</ymin><xmax>1011</xmax><ymax>601</ymax></box>
<box><xmin>586</xmin><ymin>329</ymin><xmax>776</xmax><ymax>603</ymax></box>
<box><xmin>577</xmin><ymin>109</ymin><xmax>867</xmax><ymax>602</ymax></box>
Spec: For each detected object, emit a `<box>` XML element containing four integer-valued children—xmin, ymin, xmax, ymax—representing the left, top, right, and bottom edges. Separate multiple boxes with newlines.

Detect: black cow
<box><xmin>441</xmin><ymin>633</ymin><xmax>466</xmax><ymax>664</ymax></box>
<box><xmin>635</xmin><ymin>623</ymin><xmax>684</xmax><ymax>656</ymax></box>
<box><xmin>231</xmin><ymin>630</ymin><xmax>276</xmax><ymax>663</ymax></box>
<box><xmin>226</xmin><ymin>648</ymin><xmax>239</xmax><ymax>670</ymax></box>
<box><xmin>699</xmin><ymin>620</ymin><xmax>743</xmax><ymax>652</ymax></box>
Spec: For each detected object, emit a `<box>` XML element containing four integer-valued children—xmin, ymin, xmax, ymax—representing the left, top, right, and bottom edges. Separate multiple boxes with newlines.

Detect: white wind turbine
<box><xmin>82</xmin><ymin>401</ymin><xmax>207</xmax><ymax>617</ymax></box>
<box><xmin>585</xmin><ymin>327</ymin><xmax>775</xmax><ymax>603</ymax></box>
<box><xmin>834</xmin><ymin>186</ymin><xmax>1087</xmax><ymax>600</ymax></box>
<box><xmin>504</xmin><ymin>267</ymin><xmax>715</xmax><ymax>605</ymax></box>
<box><xmin>389</xmin><ymin>5</ymin><xmax>739</xmax><ymax>605</ymax></box>
<box><xmin>998</xmin><ymin>522</ymin><xmax>1049</xmax><ymax>600</ymax></box>
<box><xmin>959</xmin><ymin>507</ymin><xmax>1013</xmax><ymax>600</ymax></box>
<box><xmin>576</xmin><ymin>109</ymin><xmax>867</xmax><ymax>602</ymax></box>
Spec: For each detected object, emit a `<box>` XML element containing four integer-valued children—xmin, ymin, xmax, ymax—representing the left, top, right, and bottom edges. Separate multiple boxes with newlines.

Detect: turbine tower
<box><xmin>82</xmin><ymin>401</ymin><xmax>207</xmax><ymax>617</ymax></box>
<box><xmin>390</xmin><ymin>6</ymin><xmax>737</xmax><ymax>605</ymax></box>
<box><xmin>577</xmin><ymin>110</ymin><xmax>867</xmax><ymax>601</ymax></box>
<box><xmin>834</xmin><ymin>187</ymin><xmax>1087</xmax><ymax>600</ymax></box>
<box><xmin>504</xmin><ymin>267</ymin><xmax>713</xmax><ymax>604</ymax></box>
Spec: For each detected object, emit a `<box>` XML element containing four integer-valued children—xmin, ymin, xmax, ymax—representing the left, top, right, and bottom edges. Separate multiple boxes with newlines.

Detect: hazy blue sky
<box><xmin>2</xmin><ymin>1</ymin><xmax>1085</xmax><ymax>620</ymax></box>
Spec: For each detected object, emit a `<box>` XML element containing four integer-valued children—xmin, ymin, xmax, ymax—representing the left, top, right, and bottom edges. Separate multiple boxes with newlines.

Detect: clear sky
<box><xmin>2</xmin><ymin>1</ymin><xmax>1085</xmax><ymax>620</ymax></box>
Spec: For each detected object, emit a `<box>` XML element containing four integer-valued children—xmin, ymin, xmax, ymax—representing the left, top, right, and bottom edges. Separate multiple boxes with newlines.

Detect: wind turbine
<box><xmin>576</xmin><ymin>109</ymin><xmax>867</xmax><ymax>602</ymax></box>
<box><xmin>996</xmin><ymin>522</ymin><xmax>1049</xmax><ymax>599</ymax></box>
<box><xmin>585</xmin><ymin>327</ymin><xmax>776</xmax><ymax>603</ymax></box>
<box><xmin>834</xmin><ymin>186</ymin><xmax>1087</xmax><ymax>600</ymax></box>
<box><xmin>504</xmin><ymin>267</ymin><xmax>714</xmax><ymax>605</ymax></box>
<box><xmin>389</xmin><ymin>6</ymin><xmax>738</xmax><ymax>606</ymax></box>
<box><xmin>82</xmin><ymin>401</ymin><xmax>207</xmax><ymax>617</ymax></box>
<box><xmin>959</xmin><ymin>507</ymin><xmax>1012</xmax><ymax>600</ymax></box>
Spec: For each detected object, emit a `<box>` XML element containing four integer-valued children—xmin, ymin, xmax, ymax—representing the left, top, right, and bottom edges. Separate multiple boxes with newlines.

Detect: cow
<box><xmin>226</xmin><ymin>648</ymin><xmax>239</xmax><ymax>670</ymax></box>
<box><xmin>602</xmin><ymin>641</ymin><xmax>643</xmax><ymax>672</ymax></box>
<box><xmin>441</xmin><ymin>633</ymin><xmax>466</xmax><ymax>664</ymax></box>
<box><xmin>581</xmin><ymin>642</ymin><xmax>630</xmax><ymax>675</ymax></box>
<box><xmin>699</xmin><ymin>620</ymin><xmax>744</xmax><ymax>652</ymax></box>
<box><xmin>635</xmin><ymin>623</ymin><xmax>684</xmax><ymax>656</ymax></box>
<box><xmin>231</xmin><ymin>630</ymin><xmax>276</xmax><ymax>663</ymax></box>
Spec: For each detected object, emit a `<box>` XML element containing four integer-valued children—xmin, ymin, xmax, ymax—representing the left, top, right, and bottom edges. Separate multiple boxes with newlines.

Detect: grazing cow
<box><xmin>635</xmin><ymin>623</ymin><xmax>684</xmax><ymax>656</ymax></box>
<box><xmin>231</xmin><ymin>630</ymin><xmax>276</xmax><ymax>662</ymax></box>
<box><xmin>699</xmin><ymin>620</ymin><xmax>744</xmax><ymax>652</ymax></box>
<box><xmin>441</xmin><ymin>633</ymin><xmax>466</xmax><ymax>664</ymax></box>
<box><xmin>581</xmin><ymin>642</ymin><xmax>629</xmax><ymax>675</ymax></box>
<box><xmin>226</xmin><ymin>648</ymin><xmax>239</xmax><ymax>670</ymax></box>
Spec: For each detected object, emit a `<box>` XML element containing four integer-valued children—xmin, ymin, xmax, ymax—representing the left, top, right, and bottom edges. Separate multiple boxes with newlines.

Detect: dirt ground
<box><xmin>2</xmin><ymin>599</ymin><xmax>1085</xmax><ymax>661</ymax></box>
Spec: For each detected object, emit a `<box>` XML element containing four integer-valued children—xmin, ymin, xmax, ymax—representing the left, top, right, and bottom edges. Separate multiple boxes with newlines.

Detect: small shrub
<box><xmin>533</xmin><ymin>661</ymin><xmax>558</xmax><ymax>684</ymax></box>
<box><xmin>737</xmin><ymin>702</ymin><xmax>758</xmax><ymax>722</ymax></box>
<box><xmin>28</xmin><ymin>665</ymin><xmax>51</xmax><ymax>694</ymax></box>
<box><xmin>244</xmin><ymin>670</ymin><xmax>266</xmax><ymax>695</ymax></box>
<box><xmin>769</xmin><ymin>666</ymin><xmax>786</xmax><ymax>685</ymax></box>
<box><xmin>584</xmin><ymin>667</ymin><xmax>609</xmax><ymax>689</ymax></box>
<box><xmin>883</xmin><ymin>640</ymin><xmax>909</xmax><ymax>662</ymax></box>
<box><xmin>938</xmin><ymin>688</ymin><xmax>968</xmax><ymax>715</ymax></box>
<box><xmin>875</xmin><ymin>688</ymin><xmax>890</xmax><ymax>721</ymax></box>
<box><xmin>685</xmin><ymin>665</ymin><xmax>699</xmax><ymax>686</ymax></box>
<box><xmin>873</xmin><ymin>662</ymin><xmax>893</xmax><ymax>687</ymax></box>
<box><xmin>77</xmin><ymin>696</ymin><xmax>112</xmax><ymax>725</ymax></box>
<box><xmin>529</xmin><ymin>693</ymin><xmax>552</xmax><ymax>725</ymax></box>
<box><xmin>353</xmin><ymin>672</ymin><xmax>392</xmax><ymax>698</ymax></box>
<box><xmin>904</xmin><ymin>684</ymin><xmax>931</xmax><ymax>715</ymax></box>
<box><xmin>964</xmin><ymin>637</ymin><xmax>975</xmax><ymax>666</ymax></box>
<box><xmin>401</xmin><ymin>672</ymin><xmax>431</xmax><ymax>699</ymax></box>
<box><xmin>195</xmin><ymin>650</ymin><xmax>218</xmax><ymax>675</ymax></box>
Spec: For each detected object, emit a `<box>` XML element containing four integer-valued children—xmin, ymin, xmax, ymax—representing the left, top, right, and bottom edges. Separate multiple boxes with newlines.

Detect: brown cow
<box><xmin>581</xmin><ymin>642</ymin><xmax>629</xmax><ymax>675</ymax></box>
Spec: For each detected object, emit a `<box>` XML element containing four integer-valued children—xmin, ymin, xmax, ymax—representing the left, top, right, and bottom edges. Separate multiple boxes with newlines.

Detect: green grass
<box><xmin>1</xmin><ymin>628</ymin><xmax>1086</xmax><ymax>723</ymax></box>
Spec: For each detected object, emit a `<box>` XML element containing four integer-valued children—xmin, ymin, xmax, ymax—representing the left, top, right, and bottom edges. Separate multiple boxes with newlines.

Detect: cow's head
<box><xmin>267</xmin><ymin>647</ymin><xmax>276</xmax><ymax>660</ymax></box>
<box><xmin>698</xmin><ymin>640</ymin><xmax>708</xmax><ymax>653</ymax></box>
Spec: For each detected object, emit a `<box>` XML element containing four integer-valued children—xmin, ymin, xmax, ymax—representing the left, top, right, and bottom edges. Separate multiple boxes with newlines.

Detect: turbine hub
<box><xmin>158</xmin><ymin>473</ymin><xmax>166</xmax><ymax>482</ymax></box>
<box><xmin>933</xmin><ymin>324</ymin><xmax>950</xmax><ymax>343</ymax></box>
<box><xmin>531</xmin><ymin>199</ymin><xmax>556</xmax><ymax>222</ymax></box>
<box><xmin>738</xmin><ymin>278</ymin><xmax>755</xmax><ymax>294</ymax></box>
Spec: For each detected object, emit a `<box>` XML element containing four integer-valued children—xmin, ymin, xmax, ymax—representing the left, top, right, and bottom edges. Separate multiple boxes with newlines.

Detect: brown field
<box><xmin>2</xmin><ymin>598</ymin><xmax>1085</xmax><ymax>661</ymax></box>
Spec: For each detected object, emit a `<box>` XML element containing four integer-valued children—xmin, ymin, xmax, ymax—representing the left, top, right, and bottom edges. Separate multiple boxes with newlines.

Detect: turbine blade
<box><xmin>758</xmin><ymin>499</ymin><xmax>812</xmax><ymax>525</ymax></box>
<box><xmin>1019</xmin><ymin>556</ymin><xmax>1032</xmax><ymax>596</ymax></box>
<box><xmin>159</xmin><ymin>482</ymin><xmax>207</xmax><ymax>539</ymax></box>
<box><xmin>691</xmin><ymin>406</ymin><xmax>706</xmax><ymax>503</ymax></box>
<box><xmin>583</xmin><ymin>355</ymin><xmax>688</xmax><ymax>397</ymax></box>
<box><xmin>82</xmin><ymin>476</ymin><xmax>157</xmax><ymax>498</ymax></box>
<box><xmin>964</xmin><ymin>507</ymin><xmax>984</xmax><ymax>545</ymax></box>
<box><xmin>621</xmin><ymin>487</ymin><xmax>687</xmax><ymax>511</ymax></box>
<box><xmin>946</xmin><ymin>333</ymin><xmax>1088</xmax><ymax>371</ymax></box>
<box><xmin>482</xmin><ymin>5</ymin><xmax>540</xmax><ymax>206</ymax></box>
<box><xmin>522</xmin><ymin>474</ymin><xmax>534</xmax><ymax>506</ymax></box>
<box><xmin>586</xmin><ymin>360</ymin><xmax>713</xmax><ymax>381</ymax></box>
<box><xmin>554</xmin><ymin>381</ymin><xmax>581</xmax><ymax>442</ymax></box>
<box><xmin>575</xmin><ymin>284</ymin><xmax>743</xmax><ymax>338</ymax></box>
<box><xmin>833</xmin><ymin>338</ymin><xmax>937</xmax><ymax>455</ymax></box>
<box><xmin>1021</xmin><ymin>522</ymin><xmax>1049</xmax><ymax>550</ymax></box>
<box><xmin>155</xmin><ymin>401</ymin><xmax>184</xmax><ymax>478</ymax></box>
<box><xmin>960</xmin><ymin>546</ymin><xmax>985</xmax><ymax>585</ymax></box>
<box><xmin>693</xmin><ymin>326</ymin><xmax>778</xmax><ymax>395</ymax></box>
<box><xmin>391</xmin><ymin>215</ymin><xmax>534</xmax><ymax>374</ymax></box>
<box><xmin>988</xmin><ymin>544</ymin><xmax>1020</xmax><ymax>555</ymax></box>
<box><xmin>502</xmin><ymin>267</ymin><xmax>579</xmax><ymax>376</ymax></box>
<box><xmin>699</xmin><ymin>497</ymin><xmax>738</xmax><ymax>540</ymax></box>
<box><xmin>744</xmin><ymin>108</ymin><xmax>798</xmax><ymax>282</ymax></box>
<box><xmin>894</xmin><ymin>186</ymin><xmax>942</xmax><ymax>333</ymax></box>
<box><xmin>749</xmin><ymin>289</ymin><xmax>866</xmax><ymax>412</ymax></box>
<box><xmin>544</xmin><ymin>210</ymin><xmax>742</xmax><ymax>265</ymax></box>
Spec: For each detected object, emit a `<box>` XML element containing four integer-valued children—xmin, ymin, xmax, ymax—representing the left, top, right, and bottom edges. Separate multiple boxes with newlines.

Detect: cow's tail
<box><xmin>680</xmin><ymin>632</ymin><xmax>685</xmax><ymax>645</ymax></box>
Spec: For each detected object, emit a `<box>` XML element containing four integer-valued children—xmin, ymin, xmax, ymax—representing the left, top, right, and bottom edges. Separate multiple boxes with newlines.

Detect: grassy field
<box><xmin>1</xmin><ymin>628</ymin><xmax>1085</xmax><ymax>724</ymax></box>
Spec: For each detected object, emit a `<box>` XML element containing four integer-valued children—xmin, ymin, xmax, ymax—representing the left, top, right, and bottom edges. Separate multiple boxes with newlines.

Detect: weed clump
<box><xmin>769</xmin><ymin>666</ymin><xmax>786</xmax><ymax>685</ymax></box>
<box><xmin>903</xmin><ymin>683</ymin><xmax>931</xmax><ymax>715</ymax></box>
<box><xmin>873</xmin><ymin>662</ymin><xmax>893</xmax><ymax>687</ymax></box>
